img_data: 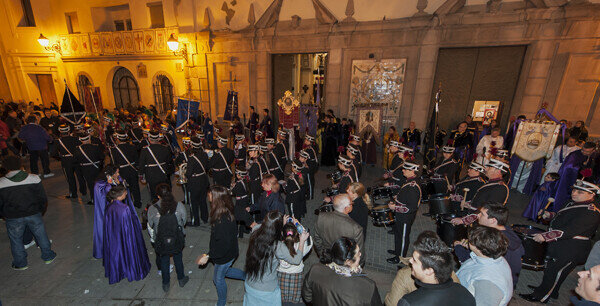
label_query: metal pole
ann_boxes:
[64,79,77,124]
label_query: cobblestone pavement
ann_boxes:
[0,159,584,305]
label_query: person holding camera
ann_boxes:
[278,217,312,305]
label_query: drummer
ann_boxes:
[383,140,405,185]
[431,146,460,194]
[467,159,510,210]
[448,162,487,213]
[347,145,362,179]
[450,203,525,286]
[337,155,358,195]
[520,179,600,303]
[348,134,363,164]
[386,162,422,265]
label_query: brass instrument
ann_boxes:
[176,162,188,185]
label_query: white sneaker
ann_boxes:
[43,173,55,178]
[24,241,36,249]
[157,264,174,276]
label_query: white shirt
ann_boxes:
[476,135,504,164]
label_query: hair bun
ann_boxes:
[319,250,334,264]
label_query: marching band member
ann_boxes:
[110,131,141,208]
[285,160,307,221]
[138,131,173,201]
[246,106,259,143]
[247,144,267,206]
[265,138,284,181]
[254,130,264,144]
[467,159,510,210]
[449,162,487,213]
[75,132,105,205]
[431,146,459,194]
[337,155,357,195]
[299,150,317,200]
[303,135,319,199]
[128,118,144,150]
[448,122,473,166]
[387,162,422,264]
[234,134,247,167]
[231,167,251,237]
[209,135,234,187]
[186,136,210,226]
[347,145,362,179]
[348,134,363,164]
[520,180,600,303]
[57,124,86,199]
[275,129,289,168]
[400,121,421,152]
[384,141,405,185]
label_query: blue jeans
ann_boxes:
[214,259,246,306]
[6,213,56,268]
[159,252,184,285]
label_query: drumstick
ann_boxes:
[537,198,555,220]
[460,188,470,211]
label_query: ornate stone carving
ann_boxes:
[291,15,302,28]
[255,0,283,29]
[343,0,356,22]
[486,0,503,14]
[414,0,429,16]
[247,3,256,27]
[311,0,338,25]
[434,0,466,15]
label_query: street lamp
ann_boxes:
[37,33,61,54]
[167,34,187,62]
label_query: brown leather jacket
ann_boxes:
[314,210,365,265]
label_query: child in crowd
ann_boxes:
[278,220,312,305]
[522,172,559,221]
[248,174,285,222]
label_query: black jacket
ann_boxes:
[349,196,369,235]
[208,216,239,264]
[397,280,475,306]
[0,171,47,219]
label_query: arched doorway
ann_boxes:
[112,67,140,111]
[153,74,174,114]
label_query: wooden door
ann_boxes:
[36,74,58,108]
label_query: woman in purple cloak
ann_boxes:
[103,185,151,284]
[92,165,121,259]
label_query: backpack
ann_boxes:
[154,211,185,256]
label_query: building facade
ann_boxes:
[1,0,600,134]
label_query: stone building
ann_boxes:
[1,0,600,134]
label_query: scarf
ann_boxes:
[326,262,362,277]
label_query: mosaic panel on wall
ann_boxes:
[60,28,179,57]
[349,59,406,130]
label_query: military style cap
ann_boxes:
[469,162,486,174]
[573,179,600,195]
[403,162,420,171]
[299,150,310,159]
[442,146,455,153]
[485,158,509,173]
[338,155,353,167]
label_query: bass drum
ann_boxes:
[369,186,393,201]
[428,194,450,216]
[314,203,334,215]
[436,213,468,247]
[370,205,395,226]
[513,224,548,271]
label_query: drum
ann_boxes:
[428,194,450,216]
[371,205,395,226]
[314,203,334,215]
[513,224,548,271]
[370,187,393,201]
[436,213,468,247]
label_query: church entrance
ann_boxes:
[430,46,527,133]
[271,53,327,129]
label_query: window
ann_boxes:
[148,2,165,28]
[112,67,140,111]
[114,19,132,31]
[18,0,35,27]
[153,75,174,114]
[65,12,80,34]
